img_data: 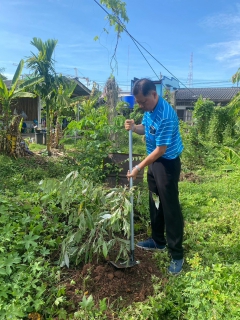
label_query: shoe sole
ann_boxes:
[136,244,166,252]
[168,269,183,276]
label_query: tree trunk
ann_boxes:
[105,77,119,147]
[46,101,52,156]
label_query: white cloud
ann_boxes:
[209,40,240,61]
[201,13,240,29]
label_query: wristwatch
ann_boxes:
[135,165,141,172]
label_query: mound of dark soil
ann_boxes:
[62,247,166,317]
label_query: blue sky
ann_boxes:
[0,0,240,91]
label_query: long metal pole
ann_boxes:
[129,129,135,262]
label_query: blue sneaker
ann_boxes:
[168,258,184,275]
[136,238,166,251]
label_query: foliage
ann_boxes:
[222,136,240,166]
[179,121,225,170]
[0,60,42,131]
[192,96,215,137]
[94,1,129,73]
[129,104,144,125]
[63,105,111,182]
[38,171,133,267]
[74,295,108,319]
[228,67,240,122]
[52,78,77,148]
[228,91,240,119]
[232,67,240,86]
[1,80,240,318]
[26,37,58,156]
[100,0,129,33]
[63,101,129,182]
[163,88,170,103]
[0,191,67,318]
[0,153,79,193]
[208,105,235,144]
[1,144,240,318]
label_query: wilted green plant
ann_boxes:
[39,171,134,266]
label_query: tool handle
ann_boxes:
[129,130,135,258]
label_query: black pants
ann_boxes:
[147,156,184,260]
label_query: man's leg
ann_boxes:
[150,157,184,260]
[147,166,166,246]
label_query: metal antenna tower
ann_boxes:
[187,52,193,88]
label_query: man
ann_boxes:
[125,78,184,274]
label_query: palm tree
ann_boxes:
[232,68,240,87]
[26,37,58,155]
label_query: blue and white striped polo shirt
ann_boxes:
[142,97,183,159]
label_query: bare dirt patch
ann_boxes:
[180,171,200,182]
[62,247,166,317]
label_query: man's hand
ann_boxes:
[126,167,138,180]
[125,119,135,131]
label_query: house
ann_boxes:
[131,76,179,97]
[175,87,240,122]
[119,76,180,108]
[1,77,91,130]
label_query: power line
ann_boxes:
[93,0,196,96]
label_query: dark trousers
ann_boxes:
[147,156,184,260]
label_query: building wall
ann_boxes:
[176,105,193,122]
[0,97,38,121]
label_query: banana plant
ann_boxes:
[0,59,43,130]
[223,69,240,165]
[52,79,79,148]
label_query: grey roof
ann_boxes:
[176,87,240,101]
[72,77,91,96]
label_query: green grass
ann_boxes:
[115,167,240,320]
[0,149,240,319]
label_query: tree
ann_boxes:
[0,60,42,130]
[0,60,42,156]
[192,96,215,137]
[95,0,129,73]
[229,68,240,119]
[232,68,240,87]
[52,79,77,148]
[26,37,58,156]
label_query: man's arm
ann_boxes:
[133,124,145,135]
[127,145,167,179]
[138,146,167,169]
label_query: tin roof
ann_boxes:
[176,87,240,101]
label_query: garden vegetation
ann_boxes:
[0,35,240,319]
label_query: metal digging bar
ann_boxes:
[110,128,140,269]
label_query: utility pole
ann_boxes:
[187,53,193,88]
[74,68,78,78]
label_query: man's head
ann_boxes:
[133,78,158,112]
